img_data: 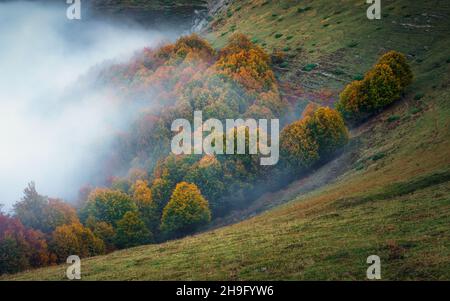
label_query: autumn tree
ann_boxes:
[281,106,348,169]
[337,50,412,123]
[150,178,174,214]
[216,33,276,92]
[0,237,29,275]
[307,107,349,158]
[0,213,51,274]
[161,182,211,238]
[377,50,413,89]
[184,156,227,215]
[280,117,319,169]
[14,183,79,233]
[13,182,48,232]
[50,222,104,262]
[45,198,79,232]
[82,188,138,226]
[86,217,116,253]
[115,211,152,249]
[132,180,159,232]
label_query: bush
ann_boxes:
[161,182,211,237]
[336,80,367,122]
[302,63,318,72]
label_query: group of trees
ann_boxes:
[1,29,412,275]
[1,179,211,274]
[99,33,287,178]
[336,51,413,124]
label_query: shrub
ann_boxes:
[302,63,318,72]
[161,182,211,237]
[414,92,424,100]
[387,115,401,122]
[298,7,312,13]
[336,80,367,122]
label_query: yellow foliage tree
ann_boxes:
[161,182,211,237]
[337,50,412,124]
[308,107,349,157]
[377,50,413,89]
[281,106,348,169]
[132,180,159,232]
[280,116,320,169]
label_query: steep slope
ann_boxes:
[4,91,449,280]
[3,0,450,280]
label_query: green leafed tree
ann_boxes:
[115,211,153,249]
[82,188,138,226]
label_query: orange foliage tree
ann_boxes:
[50,222,104,262]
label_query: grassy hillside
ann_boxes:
[3,0,450,280]
[204,0,450,106]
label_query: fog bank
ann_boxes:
[0,1,174,208]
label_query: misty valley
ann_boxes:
[1,0,449,282]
